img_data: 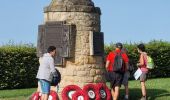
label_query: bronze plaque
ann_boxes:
[90,32,104,56]
[37,21,76,65]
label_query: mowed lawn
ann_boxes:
[119,78,170,100]
[0,78,170,100]
[0,88,36,100]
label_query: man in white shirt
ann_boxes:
[36,46,58,100]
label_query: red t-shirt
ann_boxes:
[106,49,129,71]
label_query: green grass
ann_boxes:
[0,88,36,100]
[119,78,170,100]
[0,78,170,100]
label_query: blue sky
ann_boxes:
[0,0,170,46]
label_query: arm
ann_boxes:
[49,58,58,77]
[105,60,110,70]
[137,54,144,67]
[123,53,129,71]
[125,62,129,71]
[39,57,42,64]
[105,53,111,70]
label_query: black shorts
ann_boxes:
[122,71,130,86]
[108,72,123,88]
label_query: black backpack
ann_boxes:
[51,69,61,86]
[113,52,124,72]
[128,59,134,72]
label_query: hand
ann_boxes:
[136,63,140,67]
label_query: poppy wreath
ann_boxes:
[31,92,40,100]
[72,90,89,100]
[48,90,59,100]
[82,83,98,100]
[95,83,111,100]
[61,85,82,100]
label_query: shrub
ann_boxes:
[0,45,39,89]
[0,40,170,89]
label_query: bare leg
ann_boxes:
[44,94,49,100]
[41,94,49,100]
[37,81,41,92]
[141,81,146,96]
[41,94,44,100]
[125,85,129,96]
[51,86,56,92]
[123,85,129,99]
[111,88,115,100]
[114,86,120,100]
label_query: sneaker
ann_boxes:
[124,98,129,100]
[140,96,146,100]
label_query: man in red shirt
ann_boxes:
[105,43,129,100]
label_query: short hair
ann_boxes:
[47,46,56,53]
[115,42,123,49]
[137,43,145,52]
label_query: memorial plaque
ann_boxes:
[37,21,76,65]
[62,25,76,57]
[90,32,104,56]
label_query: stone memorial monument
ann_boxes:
[37,0,106,93]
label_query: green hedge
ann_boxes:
[105,40,170,78]
[0,40,170,89]
[0,45,39,89]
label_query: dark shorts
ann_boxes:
[122,71,130,86]
[108,72,123,88]
[140,72,147,82]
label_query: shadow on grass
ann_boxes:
[120,88,170,100]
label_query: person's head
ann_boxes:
[137,43,146,53]
[115,42,123,50]
[47,46,56,57]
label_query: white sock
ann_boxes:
[125,95,129,99]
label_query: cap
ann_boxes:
[115,42,123,49]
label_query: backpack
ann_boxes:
[51,69,61,86]
[127,59,134,72]
[113,52,124,72]
[146,56,154,69]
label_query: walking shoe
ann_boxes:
[140,96,146,100]
[124,95,129,100]
[124,98,128,100]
